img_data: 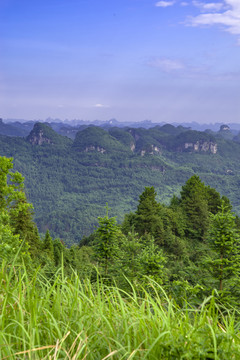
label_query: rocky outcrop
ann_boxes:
[84,146,106,153]
[26,123,58,145]
[220,125,230,131]
[140,145,161,156]
[28,129,53,145]
[130,143,136,152]
[184,141,217,154]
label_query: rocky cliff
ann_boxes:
[26,122,71,146]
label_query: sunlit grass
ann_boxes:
[0,261,240,359]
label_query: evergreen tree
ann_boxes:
[75,245,95,278]
[118,230,143,282]
[207,204,240,291]
[205,186,222,215]
[138,235,167,285]
[135,186,164,243]
[53,238,64,267]
[94,205,119,276]
[180,175,209,242]
[42,230,54,261]
[118,231,167,287]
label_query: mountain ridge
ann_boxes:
[0,122,239,245]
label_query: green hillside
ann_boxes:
[73,126,129,153]
[0,122,240,245]
[1,142,240,360]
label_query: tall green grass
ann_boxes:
[0,261,240,359]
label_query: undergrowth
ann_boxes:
[0,261,240,359]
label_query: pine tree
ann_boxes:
[42,230,54,261]
[119,230,143,281]
[138,235,167,285]
[180,175,209,242]
[135,187,164,243]
[53,238,64,267]
[207,204,240,291]
[94,205,119,276]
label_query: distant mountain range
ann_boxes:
[1,120,240,246]
[2,117,240,138]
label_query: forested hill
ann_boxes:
[1,121,240,246]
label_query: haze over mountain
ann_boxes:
[3,117,240,138]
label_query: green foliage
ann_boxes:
[135,186,163,240]
[9,196,41,257]
[173,130,216,150]
[137,235,167,285]
[118,231,167,287]
[206,204,240,292]
[1,263,240,359]
[2,123,240,245]
[27,122,71,146]
[0,157,31,263]
[205,186,224,214]
[94,205,119,276]
[118,230,143,281]
[73,126,128,153]
[73,245,95,278]
[0,211,29,263]
[42,230,54,261]
[180,175,209,241]
[53,238,64,267]
[108,127,135,148]
[1,159,240,358]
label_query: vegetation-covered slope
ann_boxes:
[0,122,240,245]
[1,157,240,359]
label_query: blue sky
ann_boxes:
[1,0,240,123]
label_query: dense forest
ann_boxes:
[1,121,240,246]
[1,155,240,358]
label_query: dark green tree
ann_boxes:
[138,235,167,285]
[180,175,209,242]
[9,197,41,258]
[135,187,164,243]
[207,204,240,291]
[53,238,64,267]
[42,230,54,261]
[94,205,119,276]
[118,230,143,282]
[75,245,95,278]
[205,186,222,215]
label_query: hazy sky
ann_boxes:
[1,0,240,123]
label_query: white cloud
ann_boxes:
[181,2,189,6]
[148,57,185,72]
[193,1,225,12]
[155,1,175,8]
[94,103,109,108]
[189,1,240,38]
[147,57,214,78]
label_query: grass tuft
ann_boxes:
[0,263,239,359]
